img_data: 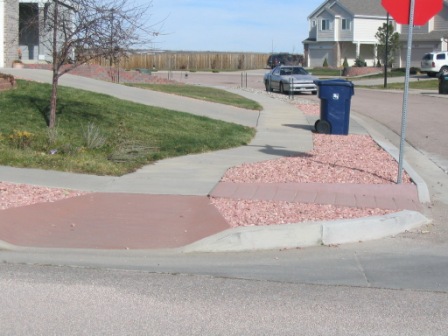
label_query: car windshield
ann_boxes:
[280,67,308,75]
[422,54,433,61]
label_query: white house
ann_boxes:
[397,5,448,68]
[303,0,448,68]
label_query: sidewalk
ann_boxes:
[0,69,430,252]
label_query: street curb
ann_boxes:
[181,210,431,253]
[0,239,19,252]
[0,210,431,254]
[351,114,431,204]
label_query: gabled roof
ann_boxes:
[337,0,386,16]
[309,0,387,19]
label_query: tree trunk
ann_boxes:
[49,72,58,128]
[49,0,59,129]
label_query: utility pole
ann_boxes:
[384,12,390,88]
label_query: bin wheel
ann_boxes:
[315,119,331,134]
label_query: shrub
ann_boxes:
[8,130,33,149]
[323,58,329,67]
[342,57,349,68]
[354,58,367,67]
[82,122,106,149]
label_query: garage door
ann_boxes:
[399,44,436,68]
[309,48,334,67]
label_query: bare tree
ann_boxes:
[39,0,159,128]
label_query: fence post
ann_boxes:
[289,77,293,99]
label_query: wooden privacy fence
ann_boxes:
[93,52,271,71]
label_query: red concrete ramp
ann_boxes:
[0,193,230,250]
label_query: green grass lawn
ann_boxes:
[127,83,263,111]
[360,79,439,90]
[350,71,409,80]
[309,68,343,76]
[0,80,256,176]
[310,68,418,80]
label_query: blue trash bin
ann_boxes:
[313,79,355,135]
[439,74,448,94]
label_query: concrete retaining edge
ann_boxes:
[351,114,431,204]
[181,210,431,253]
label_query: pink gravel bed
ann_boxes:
[222,134,411,185]
[295,103,320,116]
[211,130,411,227]
[0,182,86,210]
[211,199,395,227]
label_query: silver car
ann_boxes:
[264,65,318,94]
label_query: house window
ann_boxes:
[342,19,350,30]
[321,19,330,31]
[312,20,316,28]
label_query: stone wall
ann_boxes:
[342,67,383,77]
[4,0,19,67]
[0,73,16,91]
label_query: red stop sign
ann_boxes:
[382,0,443,25]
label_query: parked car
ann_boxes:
[264,65,318,94]
[421,51,448,77]
[267,53,303,69]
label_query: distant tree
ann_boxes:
[375,22,400,68]
[38,0,160,128]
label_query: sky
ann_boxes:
[146,0,324,54]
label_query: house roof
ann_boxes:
[337,0,386,16]
[309,0,387,19]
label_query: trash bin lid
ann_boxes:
[314,79,354,87]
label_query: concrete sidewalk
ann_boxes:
[0,69,431,252]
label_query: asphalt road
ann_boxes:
[351,88,448,174]
[1,263,447,336]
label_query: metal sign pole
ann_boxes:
[384,12,390,88]
[397,0,416,184]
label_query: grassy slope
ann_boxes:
[0,80,256,176]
